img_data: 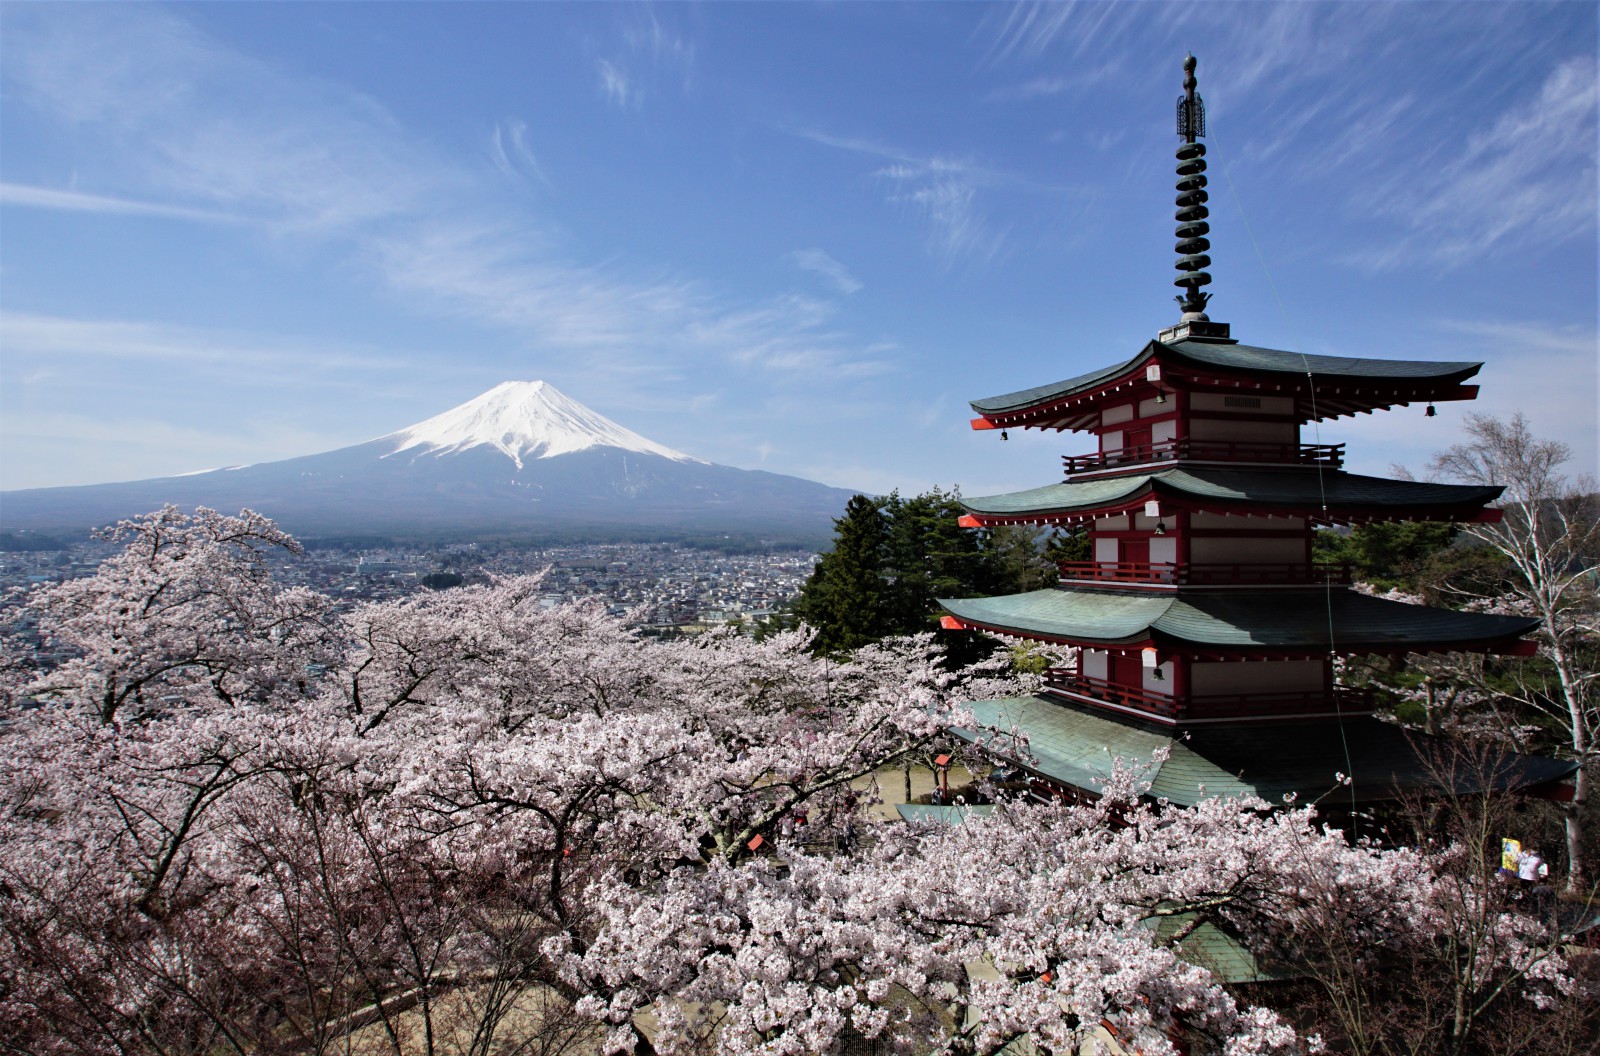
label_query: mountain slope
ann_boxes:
[0,382,858,541]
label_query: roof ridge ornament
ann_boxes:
[1161,54,1232,345]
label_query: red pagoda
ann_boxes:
[939,56,1576,808]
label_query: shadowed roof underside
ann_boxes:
[954,695,1578,807]
[961,467,1503,524]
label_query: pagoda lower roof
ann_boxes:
[953,695,1578,807]
[969,338,1481,425]
[938,587,1538,654]
[961,467,1503,524]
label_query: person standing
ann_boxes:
[1516,848,1548,889]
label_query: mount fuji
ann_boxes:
[0,382,859,542]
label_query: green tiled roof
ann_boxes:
[963,467,1502,518]
[1171,340,1478,381]
[945,589,1169,644]
[970,340,1481,415]
[938,587,1539,650]
[970,360,1131,415]
[894,804,997,825]
[1140,914,1289,985]
[954,695,1578,807]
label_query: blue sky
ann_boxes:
[2,2,1595,500]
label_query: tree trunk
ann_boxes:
[1563,763,1588,894]
[1551,635,1590,894]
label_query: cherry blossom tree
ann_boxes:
[1243,742,1585,1056]
[1431,414,1599,892]
[17,505,333,724]
[2,508,1587,1056]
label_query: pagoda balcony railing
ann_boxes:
[1046,673,1375,721]
[1056,561,1352,587]
[1062,439,1344,474]
[1045,673,1179,719]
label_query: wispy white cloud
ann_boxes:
[877,159,1007,268]
[1323,316,1598,480]
[0,312,401,376]
[488,120,548,185]
[0,182,243,223]
[1354,55,1597,270]
[790,248,863,295]
[985,60,1123,102]
[2,5,440,236]
[987,3,1596,277]
[597,59,640,110]
[982,0,1133,65]
[683,295,897,377]
[622,9,696,91]
[1,5,894,397]
[367,219,700,366]
[1436,317,1599,359]
[796,129,1011,267]
[595,8,696,111]
[0,410,362,489]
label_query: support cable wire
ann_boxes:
[1208,122,1357,816]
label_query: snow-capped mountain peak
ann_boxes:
[380,380,704,468]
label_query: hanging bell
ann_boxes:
[1425,404,1436,418]
[1001,430,1009,441]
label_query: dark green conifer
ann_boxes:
[792,494,891,654]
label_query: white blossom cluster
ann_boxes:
[0,508,1577,1056]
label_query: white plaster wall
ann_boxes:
[1138,397,1167,418]
[1153,419,1178,444]
[1190,537,1304,563]
[1102,429,1124,452]
[1095,538,1119,563]
[1150,537,1178,564]
[1101,404,1135,425]
[1083,650,1108,680]
[1143,662,1175,694]
[1095,515,1130,531]
[1189,660,1325,693]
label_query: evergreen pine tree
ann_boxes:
[882,489,1009,634]
[792,494,890,655]
[794,489,1052,659]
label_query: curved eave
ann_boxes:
[959,470,1505,527]
[939,587,1539,656]
[968,341,1483,432]
[954,696,1579,808]
[941,588,1168,647]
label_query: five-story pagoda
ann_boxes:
[939,56,1576,808]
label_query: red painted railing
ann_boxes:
[1062,439,1344,474]
[1045,673,1374,721]
[1055,561,1352,586]
[1046,673,1179,719]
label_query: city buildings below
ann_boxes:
[0,539,817,649]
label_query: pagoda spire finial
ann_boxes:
[1172,53,1213,323]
